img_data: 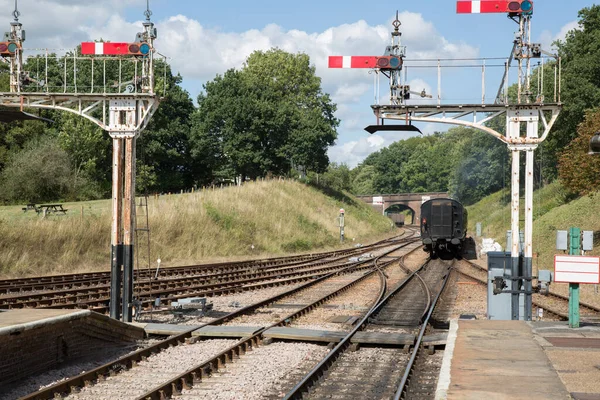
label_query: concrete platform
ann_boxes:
[0,309,145,390]
[437,320,572,400]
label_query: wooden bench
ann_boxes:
[37,204,68,215]
[21,203,38,212]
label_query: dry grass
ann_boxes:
[0,180,395,278]
[467,182,600,307]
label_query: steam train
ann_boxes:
[420,198,470,260]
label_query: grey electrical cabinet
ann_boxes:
[487,252,513,320]
[582,231,594,251]
[556,230,568,251]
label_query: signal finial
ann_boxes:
[392,10,401,33]
[144,0,153,22]
[12,0,20,23]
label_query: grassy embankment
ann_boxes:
[0,180,396,278]
[467,181,600,305]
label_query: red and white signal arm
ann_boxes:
[81,42,152,56]
[554,255,600,284]
[339,208,345,214]
[456,0,534,14]
[328,56,402,69]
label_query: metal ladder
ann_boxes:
[133,195,152,320]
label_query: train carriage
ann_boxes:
[420,198,468,260]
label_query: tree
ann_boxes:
[0,137,78,203]
[542,6,600,180]
[139,63,196,193]
[558,108,600,196]
[191,49,339,182]
[320,163,352,192]
[351,164,377,195]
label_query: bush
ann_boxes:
[0,137,77,203]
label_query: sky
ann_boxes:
[0,0,589,167]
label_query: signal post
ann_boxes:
[329,1,561,320]
[0,1,161,322]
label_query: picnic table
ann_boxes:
[21,203,37,212]
[37,204,68,215]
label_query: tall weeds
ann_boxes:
[0,180,394,278]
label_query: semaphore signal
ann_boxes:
[456,0,533,14]
[81,41,152,56]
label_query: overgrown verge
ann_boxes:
[0,180,395,278]
[467,181,600,272]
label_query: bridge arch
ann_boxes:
[356,192,449,225]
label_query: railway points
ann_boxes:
[1,1,600,400]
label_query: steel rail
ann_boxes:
[134,244,416,400]
[0,257,362,308]
[3,239,415,309]
[393,261,454,400]
[17,250,397,400]
[282,257,431,400]
[1,233,410,292]
[20,241,417,400]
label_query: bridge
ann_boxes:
[356,192,449,224]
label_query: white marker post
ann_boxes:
[339,209,345,244]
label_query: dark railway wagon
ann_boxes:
[420,198,468,260]
[387,213,405,226]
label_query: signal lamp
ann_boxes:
[521,0,533,12]
[589,132,600,155]
[127,42,151,56]
[508,0,534,14]
[377,58,390,68]
[0,41,18,56]
[389,56,401,69]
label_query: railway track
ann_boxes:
[18,240,420,400]
[283,258,453,400]
[0,235,412,295]
[1,236,417,312]
[455,259,600,321]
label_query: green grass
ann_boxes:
[467,182,599,271]
[467,181,600,305]
[0,180,396,278]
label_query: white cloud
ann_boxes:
[328,134,390,167]
[538,20,580,52]
[6,2,479,167]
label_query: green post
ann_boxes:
[569,227,581,328]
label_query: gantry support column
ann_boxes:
[109,138,124,320]
[508,112,521,321]
[523,120,538,322]
[510,146,521,320]
[122,137,136,322]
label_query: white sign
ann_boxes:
[421,196,431,204]
[372,196,384,205]
[554,255,600,284]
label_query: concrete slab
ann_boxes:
[262,326,415,346]
[443,320,570,400]
[193,325,263,338]
[136,323,201,336]
[0,308,87,332]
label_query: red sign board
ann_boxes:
[554,255,600,284]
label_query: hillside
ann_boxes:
[467,182,600,304]
[0,180,396,278]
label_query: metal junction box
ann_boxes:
[487,252,524,320]
[556,230,568,251]
[582,231,594,251]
